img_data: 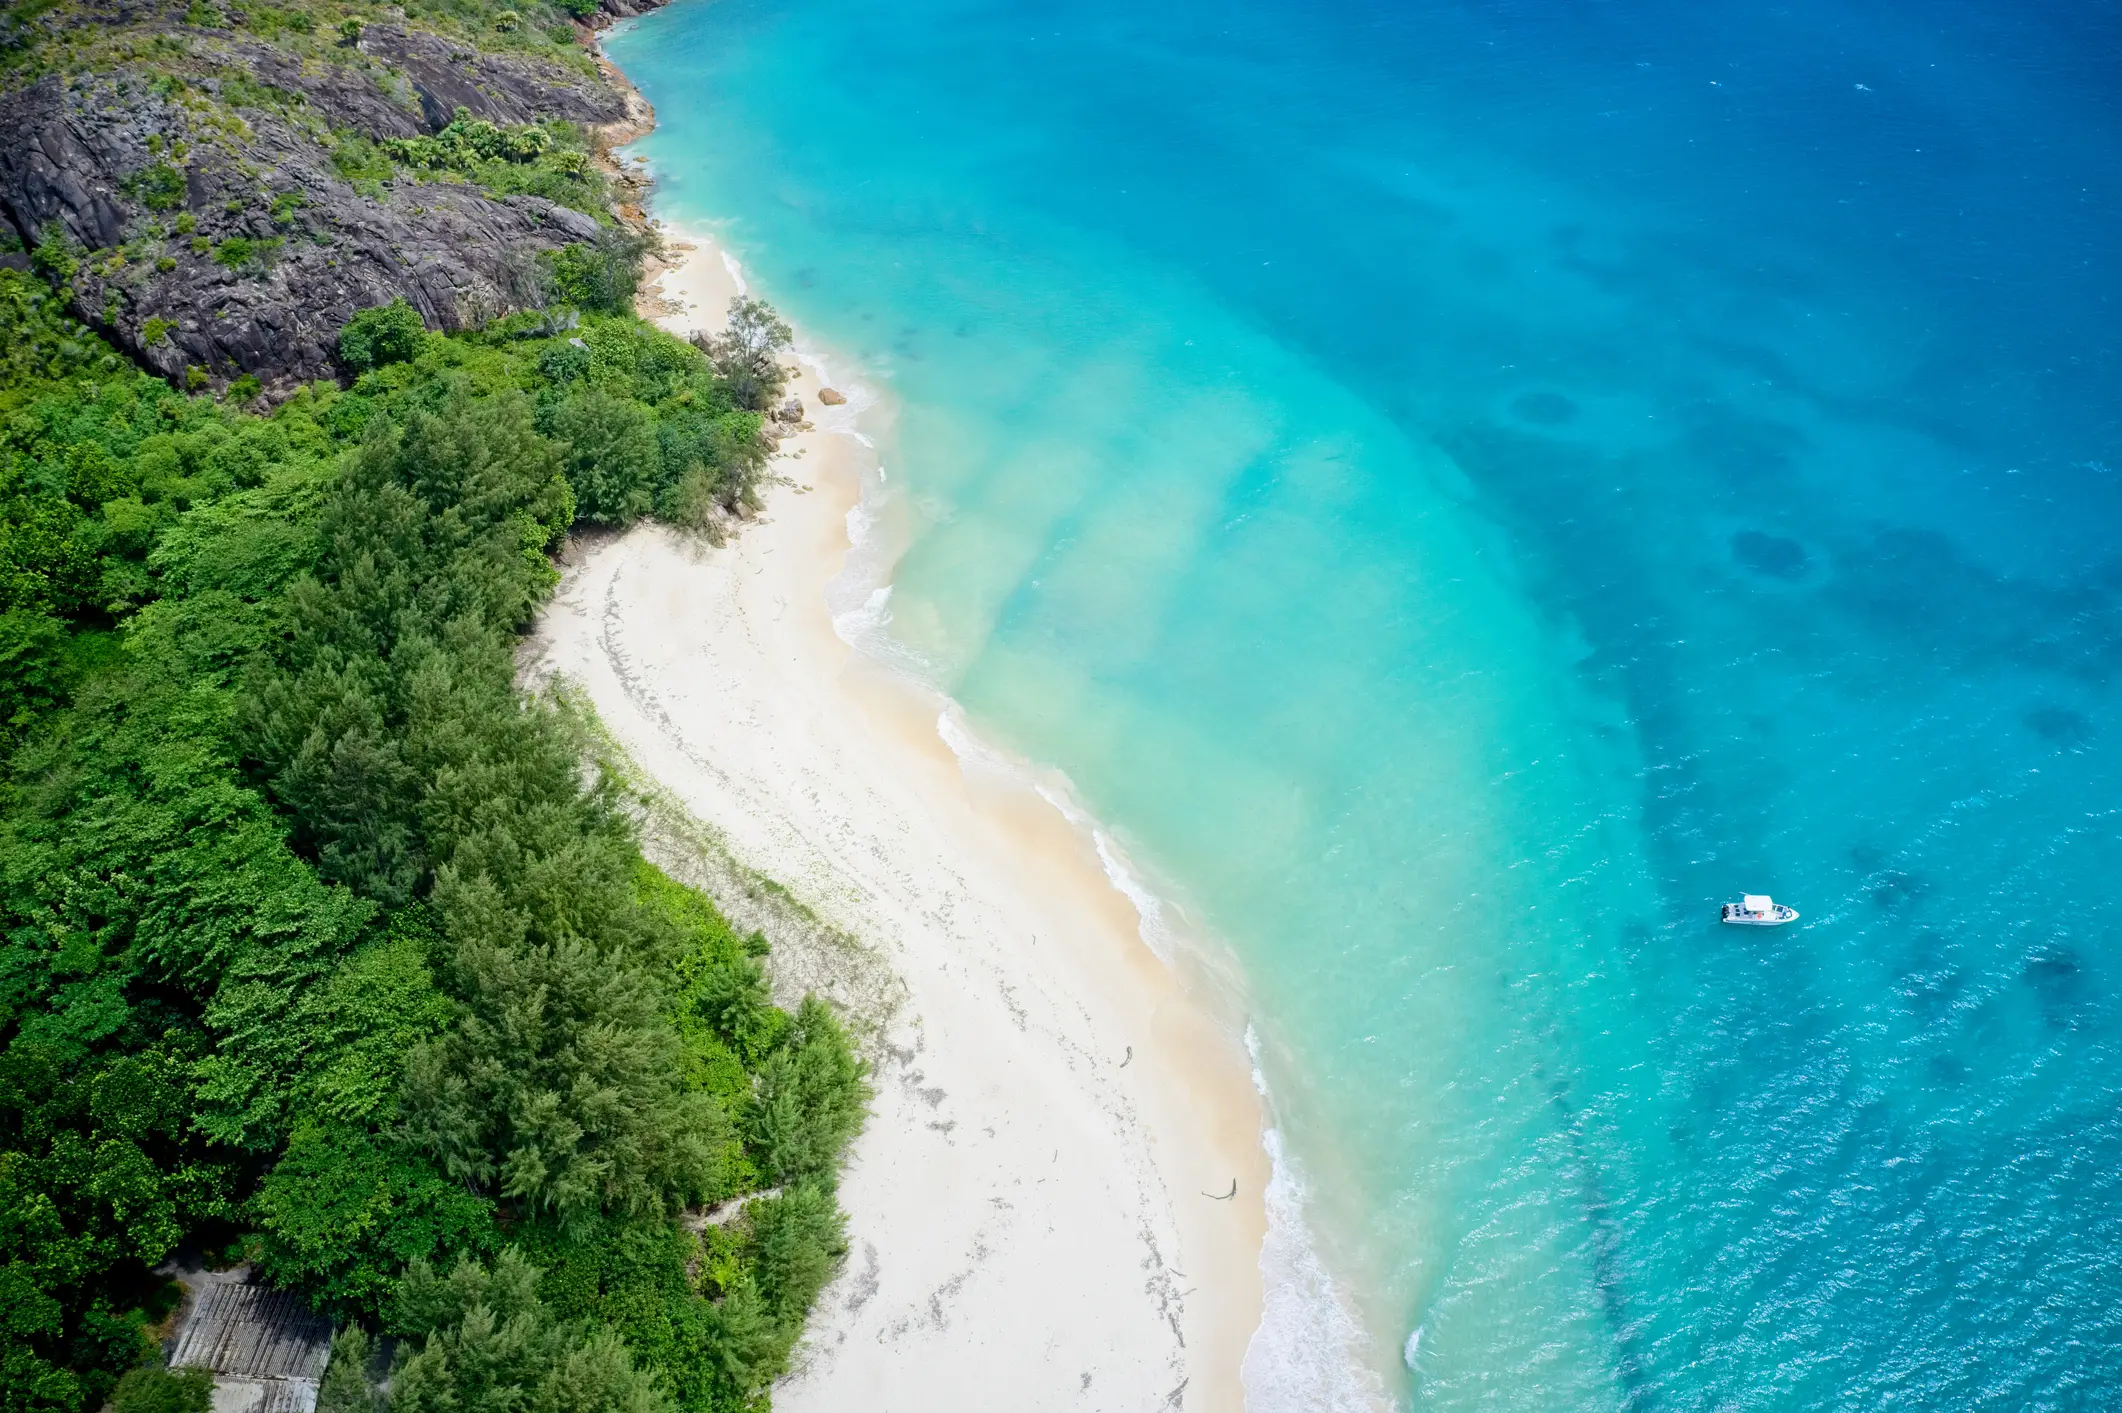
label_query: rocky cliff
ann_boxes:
[0,0,664,394]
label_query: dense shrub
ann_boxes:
[211,235,281,271]
[109,1367,214,1413]
[30,228,78,287]
[0,607,70,738]
[123,163,187,211]
[316,1253,670,1413]
[383,108,552,169]
[548,387,660,525]
[338,299,428,373]
[542,234,649,314]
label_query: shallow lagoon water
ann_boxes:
[609,0,2122,1405]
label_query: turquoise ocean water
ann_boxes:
[607,0,2122,1405]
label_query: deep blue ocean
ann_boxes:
[607,0,2122,1405]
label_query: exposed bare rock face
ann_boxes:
[0,4,658,395]
[355,23,623,130]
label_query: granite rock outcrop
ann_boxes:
[0,3,660,393]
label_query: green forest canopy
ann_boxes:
[0,270,865,1413]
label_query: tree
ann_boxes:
[30,228,78,289]
[382,1252,670,1413]
[0,609,71,741]
[695,298,791,412]
[541,234,648,315]
[655,407,769,523]
[254,1122,494,1322]
[315,1329,383,1413]
[748,996,868,1188]
[547,389,659,526]
[398,872,740,1222]
[338,300,427,374]
[242,390,575,903]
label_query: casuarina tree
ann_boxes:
[695,297,792,412]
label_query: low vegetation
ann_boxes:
[0,269,861,1413]
[2,0,604,86]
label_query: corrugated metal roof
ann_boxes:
[209,1377,321,1413]
[170,1284,332,1381]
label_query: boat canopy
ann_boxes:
[1743,894,1773,912]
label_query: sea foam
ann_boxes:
[1242,1028,1391,1413]
[933,691,1392,1412]
[933,703,1396,1413]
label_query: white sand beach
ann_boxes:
[529,229,1269,1409]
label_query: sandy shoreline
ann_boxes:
[529,216,1270,1406]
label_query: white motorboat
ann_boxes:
[1721,894,1797,926]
